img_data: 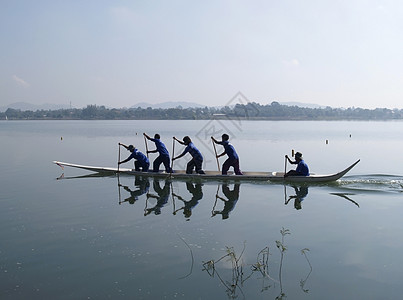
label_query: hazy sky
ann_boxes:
[2,0,403,109]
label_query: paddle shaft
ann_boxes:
[211,138,220,172]
[284,155,287,175]
[118,143,121,172]
[171,137,175,171]
[117,143,121,204]
[144,135,149,158]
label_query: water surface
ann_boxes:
[1,120,402,299]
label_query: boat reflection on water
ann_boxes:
[212,183,240,220]
[56,173,360,215]
[116,177,360,215]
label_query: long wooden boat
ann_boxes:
[53,159,360,183]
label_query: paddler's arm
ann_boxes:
[118,156,131,164]
[119,143,129,150]
[216,195,227,201]
[143,133,152,140]
[173,149,186,161]
[211,136,220,144]
[285,155,297,164]
[216,151,226,158]
[173,137,186,145]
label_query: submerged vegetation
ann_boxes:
[2,101,403,120]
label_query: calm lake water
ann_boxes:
[1,120,403,299]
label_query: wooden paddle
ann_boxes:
[171,137,175,172]
[211,137,220,172]
[144,134,149,158]
[117,143,122,204]
[284,149,295,176]
[211,185,220,217]
[118,143,121,173]
[284,155,287,175]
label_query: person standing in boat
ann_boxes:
[285,152,309,177]
[172,136,205,174]
[118,143,150,172]
[211,134,243,175]
[143,133,172,173]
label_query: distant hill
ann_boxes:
[130,101,206,109]
[0,102,70,112]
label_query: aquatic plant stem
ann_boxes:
[177,234,194,279]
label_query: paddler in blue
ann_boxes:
[211,134,243,175]
[143,133,172,173]
[172,136,205,174]
[118,143,149,171]
[285,152,309,177]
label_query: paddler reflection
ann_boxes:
[119,176,150,204]
[172,182,204,219]
[144,179,171,215]
[212,183,240,219]
[285,185,308,210]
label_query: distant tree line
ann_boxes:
[2,102,403,120]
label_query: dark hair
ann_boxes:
[154,134,160,139]
[128,145,135,151]
[183,136,191,144]
[222,134,229,141]
[295,152,302,158]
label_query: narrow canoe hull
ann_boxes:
[53,159,360,183]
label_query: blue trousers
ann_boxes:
[135,160,149,172]
[222,158,242,175]
[186,158,204,174]
[153,155,172,173]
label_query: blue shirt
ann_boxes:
[182,142,203,161]
[296,160,309,176]
[218,140,239,160]
[151,138,169,157]
[129,149,149,165]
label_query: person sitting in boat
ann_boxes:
[172,136,205,174]
[143,133,172,173]
[285,152,309,177]
[211,134,243,175]
[118,143,150,172]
